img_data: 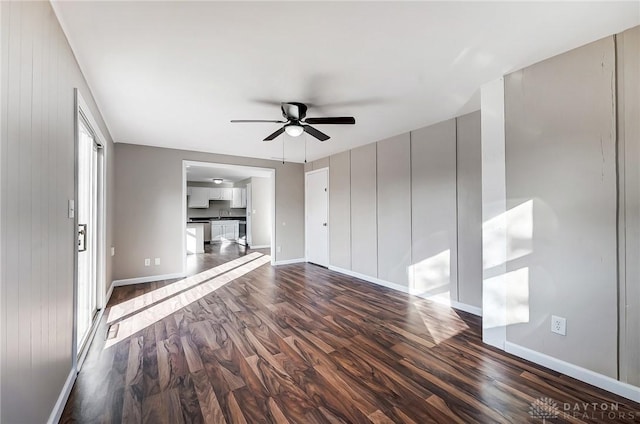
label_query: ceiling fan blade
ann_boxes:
[303,125,330,142]
[263,127,285,141]
[304,117,355,125]
[231,119,286,123]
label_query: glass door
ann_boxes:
[77,116,99,352]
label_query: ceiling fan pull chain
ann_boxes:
[304,133,307,163]
[282,133,285,164]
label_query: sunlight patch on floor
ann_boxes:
[414,301,469,345]
[107,252,264,324]
[104,254,271,348]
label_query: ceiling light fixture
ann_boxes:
[284,124,304,137]
[212,178,223,184]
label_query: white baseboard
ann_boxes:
[249,244,270,249]
[329,266,411,293]
[273,258,305,266]
[47,368,76,424]
[105,281,115,306]
[505,342,640,403]
[417,294,483,317]
[328,266,482,317]
[112,272,186,287]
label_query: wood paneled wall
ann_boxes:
[504,35,618,378]
[456,112,483,307]
[617,26,640,387]
[328,151,351,270]
[318,111,482,309]
[377,133,411,286]
[0,2,113,422]
[350,143,378,277]
[411,120,458,297]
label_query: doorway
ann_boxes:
[305,168,329,267]
[75,91,106,365]
[181,161,276,271]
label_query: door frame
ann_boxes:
[246,182,252,246]
[73,89,108,371]
[181,160,276,270]
[304,167,329,266]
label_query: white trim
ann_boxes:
[248,244,270,249]
[420,294,483,316]
[112,272,186,287]
[105,281,115,308]
[73,89,109,372]
[329,265,482,317]
[273,258,306,266]
[505,342,640,403]
[480,77,508,349]
[46,368,76,424]
[329,266,409,293]
[181,160,277,268]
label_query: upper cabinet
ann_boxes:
[221,188,233,201]
[187,186,241,208]
[188,187,210,208]
[231,187,247,208]
[208,187,232,201]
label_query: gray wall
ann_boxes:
[504,36,617,377]
[328,151,351,270]
[618,26,640,386]
[304,156,330,173]
[350,143,378,277]
[317,112,482,308]
[114,144,303,280]
[250,176,272,247]
[456,112,483,307]
[378,134,412,286]
[0,1,115,422]
[411,120,458,297]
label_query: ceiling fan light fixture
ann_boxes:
[285,124,304,137]
[212,178,223,184]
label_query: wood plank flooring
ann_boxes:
[61,244,640,423]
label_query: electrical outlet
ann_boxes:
[144,258,150,267]
[551,315,566,336]
[155,258,161,266]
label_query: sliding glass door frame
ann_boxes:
[73,89,108,371]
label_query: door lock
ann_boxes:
[322,222,327,227]
[78,224,87,252]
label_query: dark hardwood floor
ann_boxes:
[61,243,640,423]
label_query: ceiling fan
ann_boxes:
[231,102,355,142]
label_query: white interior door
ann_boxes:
[305,169,329,267]
[77,117,99,352]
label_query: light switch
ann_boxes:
[68,200,75,219]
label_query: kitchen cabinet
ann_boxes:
[208,188,233,201]
[210,220,239,242]
[186,223,205,253]
[188,187,210,208]
[231,188,246,208]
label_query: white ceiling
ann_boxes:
[52,1,639,163]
